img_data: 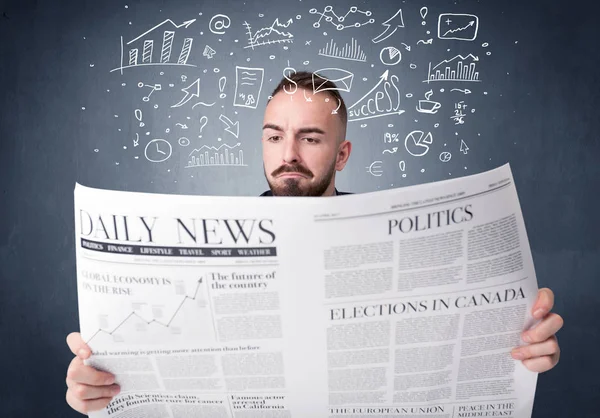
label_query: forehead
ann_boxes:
[263,89,339,129]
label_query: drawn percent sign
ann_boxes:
[404,130,433,157]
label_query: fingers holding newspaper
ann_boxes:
[511,288,564,373]
[65,332,120,414]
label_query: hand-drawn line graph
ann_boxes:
[85,279,206,345]
[424,54,481,83]
[372,9,404,43]
[309,6,374,30]
[111,19,197,74]
[186,143,247,167]
[438,14,479,41]
[243,18,294,50]
[234,66,264,109]
[318,38,366,62]
[347,70,404,122]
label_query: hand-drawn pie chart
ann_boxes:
[380,46,402,66]
[405,131,433,157]
[439,151,452,162]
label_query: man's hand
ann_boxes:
[65,332,120,415]
[511,288,563,373]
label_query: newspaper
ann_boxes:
[74,163,539,418]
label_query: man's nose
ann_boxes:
[282,138,301,164]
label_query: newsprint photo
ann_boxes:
[74,164,539,418]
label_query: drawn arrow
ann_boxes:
[127,19,196,45]
[372,9,405,44]
[303,89,312,102]
[401,43,411,51]
[451,88,472,95]
[348,70,389,111]
[460,139,469,154]
[176,123,189,129]
[133,133,139,147]
[219,114,239,138]
[171,78,200,108]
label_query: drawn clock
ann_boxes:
[145,139,173,163]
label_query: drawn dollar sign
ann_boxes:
[283,64,297,95]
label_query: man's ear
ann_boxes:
[335,140,352,171]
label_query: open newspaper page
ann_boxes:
[74,188,315,418]
[290,163,539,418]
[74,163,539,418]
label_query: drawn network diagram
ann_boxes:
[93,4,492,181]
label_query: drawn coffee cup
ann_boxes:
[417,100,441,114]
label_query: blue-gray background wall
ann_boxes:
[0,0,598,416]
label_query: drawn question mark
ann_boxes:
[134,109,145,127]
[218,77,226,99]
[399,160,407,178]
[198,116,208,138]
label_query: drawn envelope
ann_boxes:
[312,68,354,94]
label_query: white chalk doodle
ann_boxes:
[172,78,200,108]
[209,14,231,35]
[318,38,366,62]
[379,46,402,66]
[348,70,404,122]
[312,68,354,94]
[417,39,433,45]
[303,89,313,102]
[424,54,481,83]
[399,160,406,177]
[283,62,298,95]
[138,83,162,102]
[144,139,172,162]
[416,90,442,114]
[134,109,144,127]
[219,77,227,98]
[404,130,433,157]
[186,143,247,167]
[219,114,240,138]
[366,161,384,177]
[203,45,216,59]
[133,133,140,147]
[460,139,469,154]
[198,116,208,137]
[451,88,472,94]
[383,132,400,143]
[243,18,294,50]
[451,101,468,124]
[438,14,479,41]
[178,137,191,147]
[372,9,404,44]
[234,66,264,109]
[420,7,428,24]
[192,101,216,108]
[383,147,398,154]
[309,6,374,30]
[111,19,196,74]
[439,151,452,162]
[176,123,189,129]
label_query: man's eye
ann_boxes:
[268,136,282,142]
[302,137,319,144]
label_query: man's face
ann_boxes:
[262,88,351,196]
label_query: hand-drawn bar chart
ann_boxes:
[318,38,367,62]
[111,19,197,73]
[424,54,481,83]
[186,143,246,168]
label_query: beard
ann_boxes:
[264,159,337,197]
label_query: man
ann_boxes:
[65,72,563,414]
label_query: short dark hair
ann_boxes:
[270,71,348,126]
